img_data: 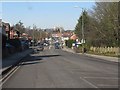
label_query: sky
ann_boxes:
[2,1,95,30]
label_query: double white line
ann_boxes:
[0,62,24,88]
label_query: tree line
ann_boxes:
[75,2,119,47]
[12,20,48,41]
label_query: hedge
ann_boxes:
[65,39,75,48]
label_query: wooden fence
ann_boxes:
[90,47,119,55]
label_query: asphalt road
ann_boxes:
[3,47,118,88]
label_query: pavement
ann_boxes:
[62,47,119,63]
[1,48,34,74]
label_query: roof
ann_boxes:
[62,32,73,37]
[70,34,78,40]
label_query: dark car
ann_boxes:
[54,42,61,49]
[36,43,44,51]
[20,40,29,50]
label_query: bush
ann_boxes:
[65,39,75,48]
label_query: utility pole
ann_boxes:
[74,6,85,54]
[81,8,85,54]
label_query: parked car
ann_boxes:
[20,40,29,50]
[36,43,44,51]
[54,42,61,49]
[19,38,29,50]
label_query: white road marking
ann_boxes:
[80,77,98,88]
[0,62,24,87]
[84,77,119,79]
[98,84,119,87]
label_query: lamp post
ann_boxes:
[74,6,85,54]
[33,24,35,47]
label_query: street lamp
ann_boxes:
[74,6,85,54]
[33,24,35,46]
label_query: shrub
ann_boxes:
[65,39,75,48]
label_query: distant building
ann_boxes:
[10,26,20,39]
[62,31,73,40]
[52,33,62,38]
[2,22,10,40]
[10,27,14,39]
[2,21,21,39]
[70,34,78,40]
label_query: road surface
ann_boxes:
[3,48,118,88]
